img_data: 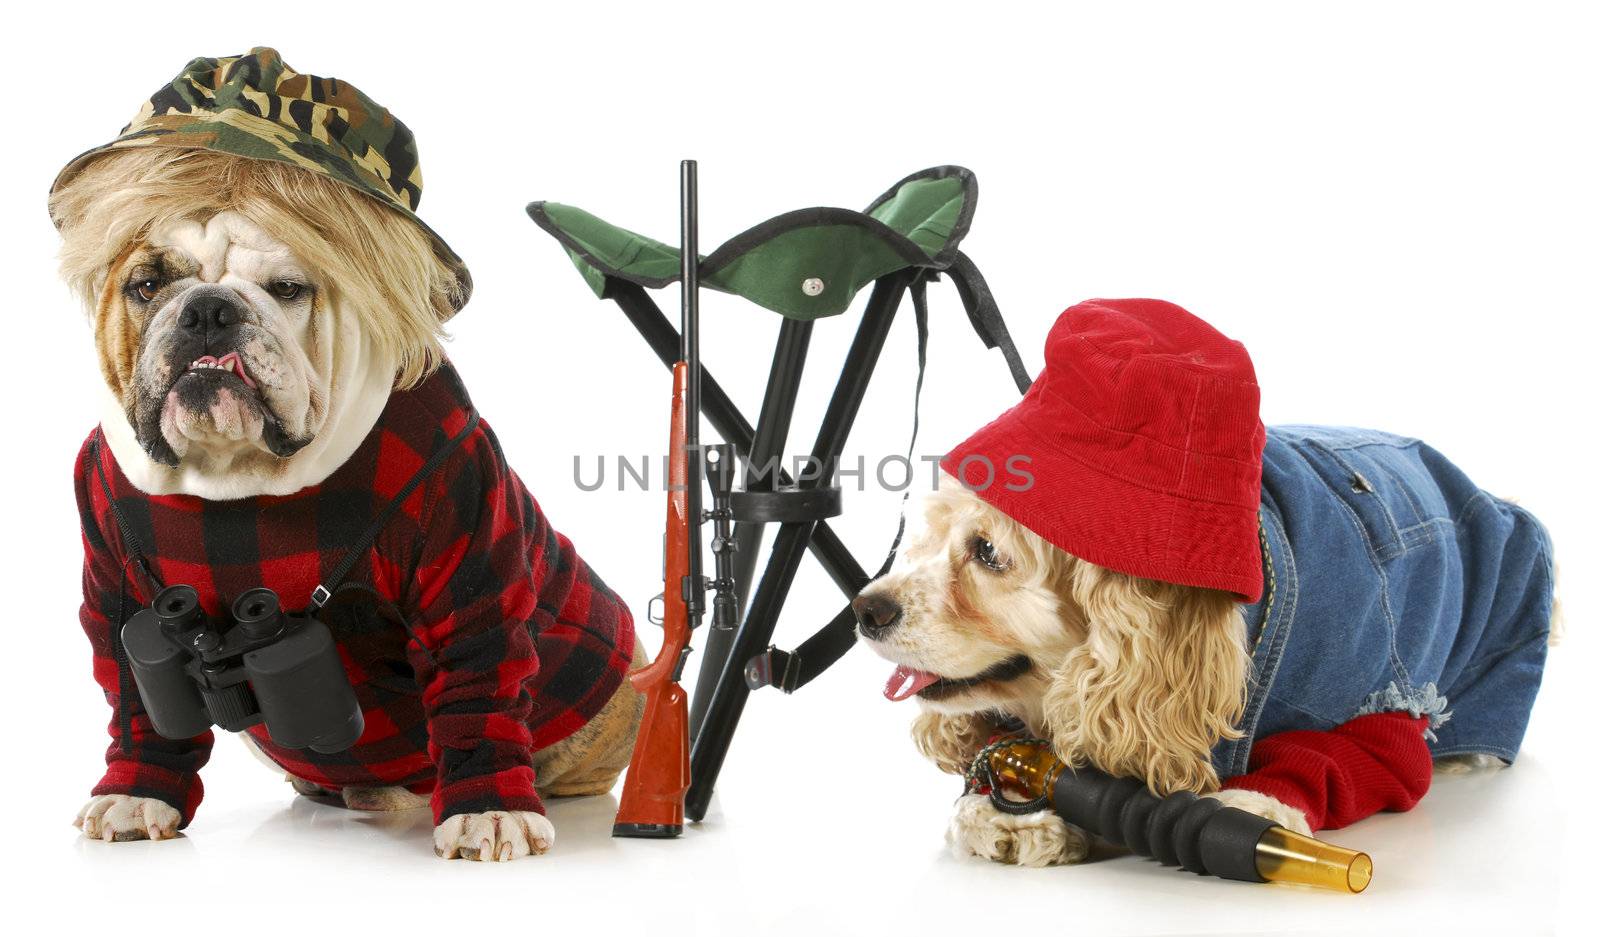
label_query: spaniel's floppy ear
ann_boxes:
[1041,563,1249,794]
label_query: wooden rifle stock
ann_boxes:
[611,362,693,837]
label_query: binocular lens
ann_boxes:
[308,711,366,754]
[246,615,364,753]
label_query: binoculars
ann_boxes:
[121,584,364,753]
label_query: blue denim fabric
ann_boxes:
[1211,426,1554,780]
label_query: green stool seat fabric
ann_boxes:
[528,166,977,320]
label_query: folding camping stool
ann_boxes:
[528,166,1030,821]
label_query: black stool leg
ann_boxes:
[689,318,813,738]
[684,273,909,821]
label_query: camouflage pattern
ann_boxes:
[51,47,470,312]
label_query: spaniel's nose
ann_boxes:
[852,592,903,639]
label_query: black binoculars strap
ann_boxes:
[87,431,163,754]
[87,432,163,594]
[307,409,482,668]
[110,561,136,753]
[308,410,482,611]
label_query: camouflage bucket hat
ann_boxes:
[51,46,471,314]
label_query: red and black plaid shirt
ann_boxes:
[76,362,634,826]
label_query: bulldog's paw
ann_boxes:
[289,776,336,798]
[947,793,1089,867]
[1208,788,1312,835]
[341,786,429,811]
[434,810,554,861]
[75,794,181,842]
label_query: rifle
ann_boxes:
[613,160,738,837]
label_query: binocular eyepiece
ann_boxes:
[122,584,364,754]
[154,583,205,628]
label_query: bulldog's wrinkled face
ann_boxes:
[107,212,324,466]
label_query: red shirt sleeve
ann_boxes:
[1220,710,1434,830]
[75,435,213,826]
[406,425,544,823]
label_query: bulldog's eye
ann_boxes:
[269,280,305,301]
[970,536,1009,572]
[129,279,160,303]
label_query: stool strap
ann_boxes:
[749,256,1031,693]
[310,411,481,608]
[948,251,1032,395]
[749,274,931,693]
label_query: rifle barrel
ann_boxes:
[680,159,704,618]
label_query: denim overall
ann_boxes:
[1212,426,1555,780]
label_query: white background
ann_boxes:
[1,2,1594,934]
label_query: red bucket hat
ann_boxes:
[942,299,1267,602]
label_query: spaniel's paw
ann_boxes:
[947,793,1089,867]
[1208,788,1312,835]
[1434,753,1507,775]
[75,794,181,842]
[434,810,554,861]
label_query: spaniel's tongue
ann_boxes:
[884,665,941,702]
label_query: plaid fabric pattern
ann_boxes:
[75,362,634,826]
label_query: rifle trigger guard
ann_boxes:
[647,593,665,626]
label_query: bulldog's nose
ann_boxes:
[852,592,902,639]
[178,290,243,335]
